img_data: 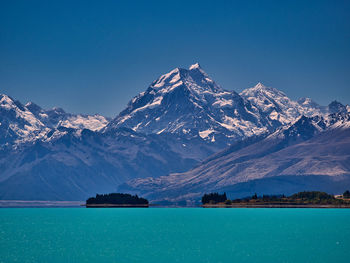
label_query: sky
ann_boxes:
[1,0,349,117]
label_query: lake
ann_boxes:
[0,208,349,262]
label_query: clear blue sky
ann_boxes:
[1,0,349,117]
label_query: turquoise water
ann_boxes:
[0,208,349,263]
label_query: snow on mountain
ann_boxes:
[122,112,350,204]
[106,64,273,147]
[0,94,48,146]
[297,97,327,115]
[328,100,347,114]
[240,83,349,127]
[1,63,349,201]
[240,83,326,126]
[58,114,109,131]
[107,66,339,152]
[0,94,109,147]
[25,102,109,131]
[327,111,350,129]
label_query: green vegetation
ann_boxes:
[288,191,335,203]
[201,191,350,206]
[343,190,350,198]
[201,192,227,204]
[86,193,148,205]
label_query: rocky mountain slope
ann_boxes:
[0,127,198,200]
[106,64,330,149]
[121,112,350,204]
[0,63,348,201]
[240,83,326,124]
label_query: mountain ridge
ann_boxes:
[0,63,349,201]
[121,112,350,204]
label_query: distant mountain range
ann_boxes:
[122,112,350,205]
[1,63,349,201]
[0,94,109,146]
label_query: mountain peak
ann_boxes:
[253,82,283,93]
[25,102,43,114]
[298,97,312,104]
[240,83,318,125]
[328,100,343,106]
[241,82,284,97]
[149,63,216,94]
[189,62,201,70]
[0,93,13,103]
[25,101,38,107]
[51,107,66,114]
[0,94,17,110]
[297,97,320,107]
[328,100,346,114]
[106,63,269,138]
[254,82,266,89]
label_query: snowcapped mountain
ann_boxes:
[240,83,326,126]
[297,97,326,114]
[0,94,109,147]
[25,102,109,132]
[121,112,350,204]
[1,63,349,201]
[106,63,273,147]
[0,94,47,146]
[328,100,348,114]
[239,83,348,126]
[2,64,345,151]
[107,64,342,150]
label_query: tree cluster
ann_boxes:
[201,191,350,205]
[289,191,334,201]
[343,190,350,198]
[201,192,227,204]
[86,193,148,205]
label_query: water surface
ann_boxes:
[0,208,349,263]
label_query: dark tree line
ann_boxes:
[289,191,334,201]
[201,190,350,205]
[86,193,148,205]
[201,192,227,204]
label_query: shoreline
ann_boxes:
[0,200,83,208]
[1,200,350,208]
[85,203,149,208]
[202,203,350,208]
